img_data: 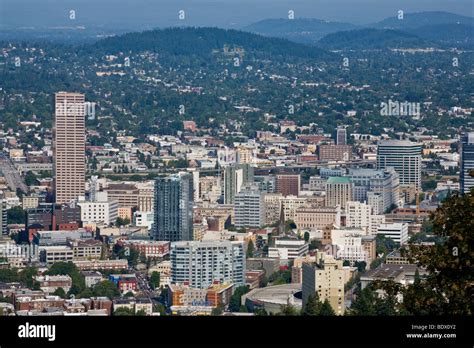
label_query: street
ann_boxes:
[0,156,28,193]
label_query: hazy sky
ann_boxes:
[1,0,473,29]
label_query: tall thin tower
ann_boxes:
[54,92,85,204]
[153,173,194,242]
[460,132,474,194]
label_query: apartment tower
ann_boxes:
[153,173,194,242]
[460,132,474,194]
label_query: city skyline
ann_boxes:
[0,2,471,343]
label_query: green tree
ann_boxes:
[229,286,250,312]
[254,308,268,316]
[375,234,398,258]
[113,307,135,316]
[153,303,166,316]
[52,287,66,299]
[308,239,322,251]
[211,304,224,316]
[150,271,160,290]
[117,246,139,267]
[348,282,399,316]
[319,299,336,316]
[0,269,19,283]
[30,281,40,291]
[78,288,94,299]
[284,220,296,232]
[349,286,378,315]
[246,240,254,258]
[7,206,25,224]
[124,291,135,297]
[17,267,39,288]
[303,231,310,243]
[400,188,474,315]
[279,301,299,316]
[93,280,120,299]
[301,293,322,316]
[46,262,85,294]
[268,269,291,285]
[0,296,13,304]
[24,171,38,186]
[116,217,130,227]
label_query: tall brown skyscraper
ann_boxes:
[53,92,85,204]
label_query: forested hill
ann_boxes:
[372,11,474,30]
[86,27,333,60]
[317,28,432,50]
[407,24,474,48]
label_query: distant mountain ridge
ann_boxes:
[371,11,474,30]
[243,11,474,49]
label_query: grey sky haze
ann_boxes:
[0,0,472,29]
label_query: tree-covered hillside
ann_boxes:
[317,29,431,50]
[85,27,333,60]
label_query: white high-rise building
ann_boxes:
[348,168,400,213]
[77,191,118,226]
[345,201,371,231]
[234,183,265,228]
[345,201,385,235]
[377,223,409,245]
[170,240,245,289]
[369,214,386,236]
[367,192,384,215]
[377,140,422,190]
[268,237,309,260]
[191,170,200,203]
[330,230,369,263]
[263,193,283,226]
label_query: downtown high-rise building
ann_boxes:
[302,251,345,315]
[335,126,347,145]
[170,240,245,289]
[0,199,7,235]
[223,163,254,205]
[275,173,301,197]
[153,173,193,242]
[460,132,474,194]
[376,140,422,190]
[53,92,85,204]
[348,168,400,213]
[325,176,354,207]
[234,183,265,228]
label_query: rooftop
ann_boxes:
[362,264,420,280]
[243,283,302,307]
[326,176,352,184]
[378,140,421,146]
